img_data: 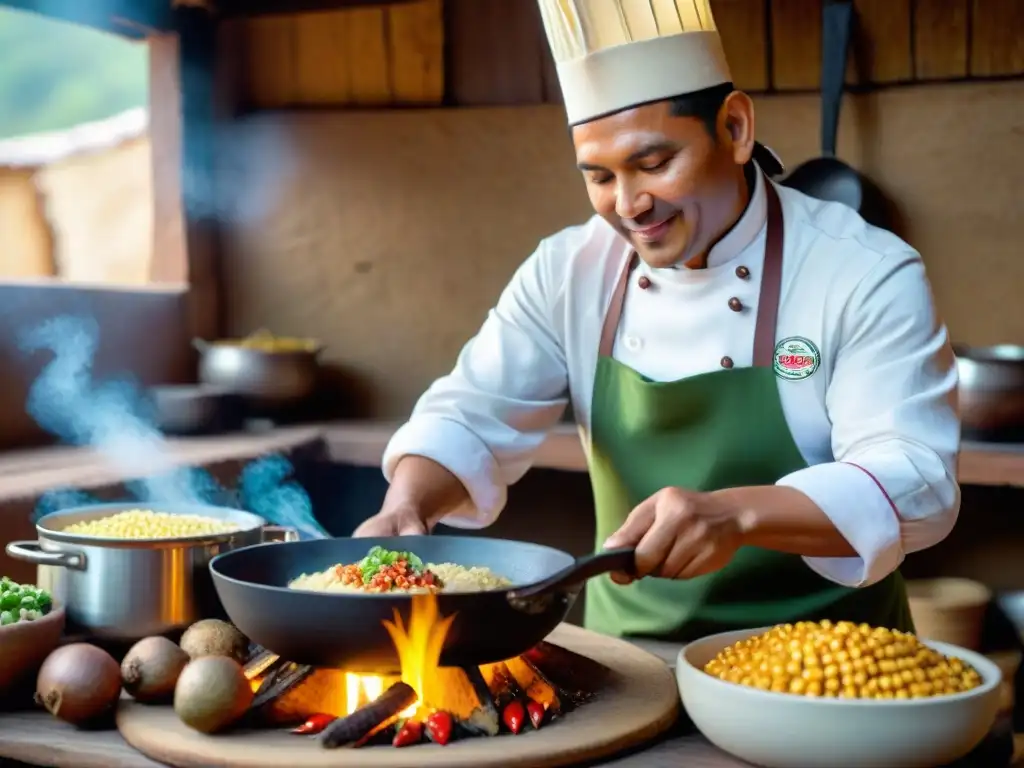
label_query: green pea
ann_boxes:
[0,592,21,611]
[36,591,52,610]
[0,611,14,626]
[20,595,38,612]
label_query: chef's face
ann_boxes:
[572,92,756,269]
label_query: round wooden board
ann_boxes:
[117,623,680,768]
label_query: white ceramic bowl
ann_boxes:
[677,626,1002,768]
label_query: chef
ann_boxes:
[355,0,960,640]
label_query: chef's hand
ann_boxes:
[352,503,429,537]
[602,487,755,583]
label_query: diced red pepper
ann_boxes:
[502,700,525,734]
[392,719,423,747]
[291,713,335,735]
[526,699,545,730]
[424,710,453,745]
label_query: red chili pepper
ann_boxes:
[392,719,423,747]
[503,700,525,734]
[291,713,335,735]
[526,699,545,729]
[424,710,453,745]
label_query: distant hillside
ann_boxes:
[0,6,148,140]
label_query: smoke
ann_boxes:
[22,315,328,538]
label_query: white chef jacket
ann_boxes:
[383,169,961,589]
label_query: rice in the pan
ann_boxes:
[288,545,511,594]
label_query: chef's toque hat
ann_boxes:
[537,0,785,176]
[537,0,732,126]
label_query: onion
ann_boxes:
[36,643,122,726]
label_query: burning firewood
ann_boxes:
[246,662,315,726]
[243,648,281,681]
[523,642,612,708]
[454,666,501,737]
[320,682,417,749]
[504,655,562,718]
[481,662,524,712]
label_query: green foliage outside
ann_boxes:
[0,7,148,140]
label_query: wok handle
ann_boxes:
[507,547,637,601]
[820,0,853,157]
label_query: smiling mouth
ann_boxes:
[628,214,676,243]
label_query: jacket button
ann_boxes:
[638,276,652,290]
[721,356,734,369]
[728,297,743,312]
[735,265,750,279]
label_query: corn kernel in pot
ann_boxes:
[703,620,983,700]
[60,509,241,539]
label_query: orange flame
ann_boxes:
[246,592,458,719]
[383,592,456,717]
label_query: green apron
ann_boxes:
[584,177,912,641]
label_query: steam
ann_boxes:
[22,315,328,538]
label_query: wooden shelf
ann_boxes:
[0,424,1017,505]
[322,422,1024,489]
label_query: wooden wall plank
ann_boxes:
[970,0,1024,77]
[386,0,444,104]
[242,15,296,108]
[445,0,545,105]
[847,0,913,84]
[913,0,969,80]
[712,0,769,91]
[771,0,823,90]
[345,8,392,104]
[292,11,352,104]
[541,38,562,104]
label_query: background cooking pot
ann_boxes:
[5,502,297,641]
[955,344,1024,442]
[194,334,323,409]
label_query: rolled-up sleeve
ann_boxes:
[777,252,960,587]
[382,241,570,528]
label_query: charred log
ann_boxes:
[243,649,281,681]
[482,662,525,712]
[523,642,612,707]
[456,666,500,737]
[320,682,417,749]
[247,662,315,725]
[505,655,562,717]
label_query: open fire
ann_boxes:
[242,592,608,748]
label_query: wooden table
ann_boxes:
[0,637,1020,768]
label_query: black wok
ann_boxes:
[209,536,635,673]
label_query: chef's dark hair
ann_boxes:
[667,82,735,137]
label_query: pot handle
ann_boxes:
[261,526,299,543]
[5,541,87,571]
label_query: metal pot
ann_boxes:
[194,338,322,409]
[955,344,1024,442]
[151,383,239,435]
[5,502,298,641]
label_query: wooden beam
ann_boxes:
[217,0,416,18]
[0,0,173,37]
[175,4,223,340]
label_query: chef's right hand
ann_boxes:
[352,504,429,537]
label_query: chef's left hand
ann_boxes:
[602,487,756,583]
